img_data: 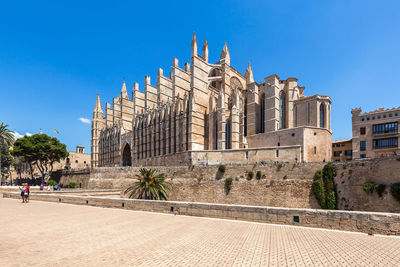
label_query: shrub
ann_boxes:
[325,191,336,210]
[256,171,262,180]
[390,183,400,202]
[218,165,226,173]
[47,180,57,186]
[248,171,254,180]
[343,164,347,169]
[68,181,77,188]
[323,163,336,180]
[348,169,352,175]
[363,182,375,193]
[312,178,325,208]
[225,177,233,193]
[315,170,323,180]
[312,164,337,210]
[375,184,386,197]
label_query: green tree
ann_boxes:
[11,133,69,183]
[0,123,15,183]
[124,168,171,200]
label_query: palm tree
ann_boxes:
[0,123,15,184]
[124,168,171,200]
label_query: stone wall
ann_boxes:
[61,162,324,209]
[3,192,399,236]
[58,158,400,213]
[334,157,400,213]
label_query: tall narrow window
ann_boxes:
[260,94,265,133]
[244,98,248,136]
[225,119,231,149]
[279,90,286,129]
[214,115,218,150]
[320,103,325,128]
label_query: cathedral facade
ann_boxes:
[91,34,332,167]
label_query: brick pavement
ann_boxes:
[0,197,399,266]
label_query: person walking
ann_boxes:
[19,185,27,203]
[26,184,30,203]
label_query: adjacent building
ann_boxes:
[92,34,332,167]
[352,107,400,159]
[10,146,90,180]
[332,139,352,161]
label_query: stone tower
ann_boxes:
[91,93,105,167]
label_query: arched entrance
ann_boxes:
[122,144,132,166]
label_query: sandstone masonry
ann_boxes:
[91,34,332,167]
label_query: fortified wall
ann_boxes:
[60,158,400,213]
[335,157,400,213]
[61,163,323,209]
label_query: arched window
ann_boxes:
[260,93,265,133]
[225,119,231,149]
[214,115,218,150]
[320,103,325,128]
[279,90,286,129]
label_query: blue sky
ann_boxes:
[1,0,400,152]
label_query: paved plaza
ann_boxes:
[0,197,400,266]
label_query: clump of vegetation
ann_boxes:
[247,171,254,180]
[361,162,365,166]
[124,168,171,200]
[47,180,57,186]
[363,181,386,197]
[225,177,233,193]
[348,169,352,175]
[325,191,336,210]
[218,165,226,174]
[342,164,347,169]
[390,183,400,203]
[363,181,375,193]
[312,164,337,210]
[256,171,262,180]
[68,181,77,188]
[312,172,325,208]
[375,184,386,197]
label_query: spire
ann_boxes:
[220,42,230,65]
[191,32,197,57]
[245,62,254,84]
[94,93,104,116]
[202,40,208,62]
[121,81,128,99]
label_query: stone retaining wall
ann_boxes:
[3,192,400,236]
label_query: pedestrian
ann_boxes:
[19,186,26,203]
[47,184,51,191]
[26,184,30,203]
